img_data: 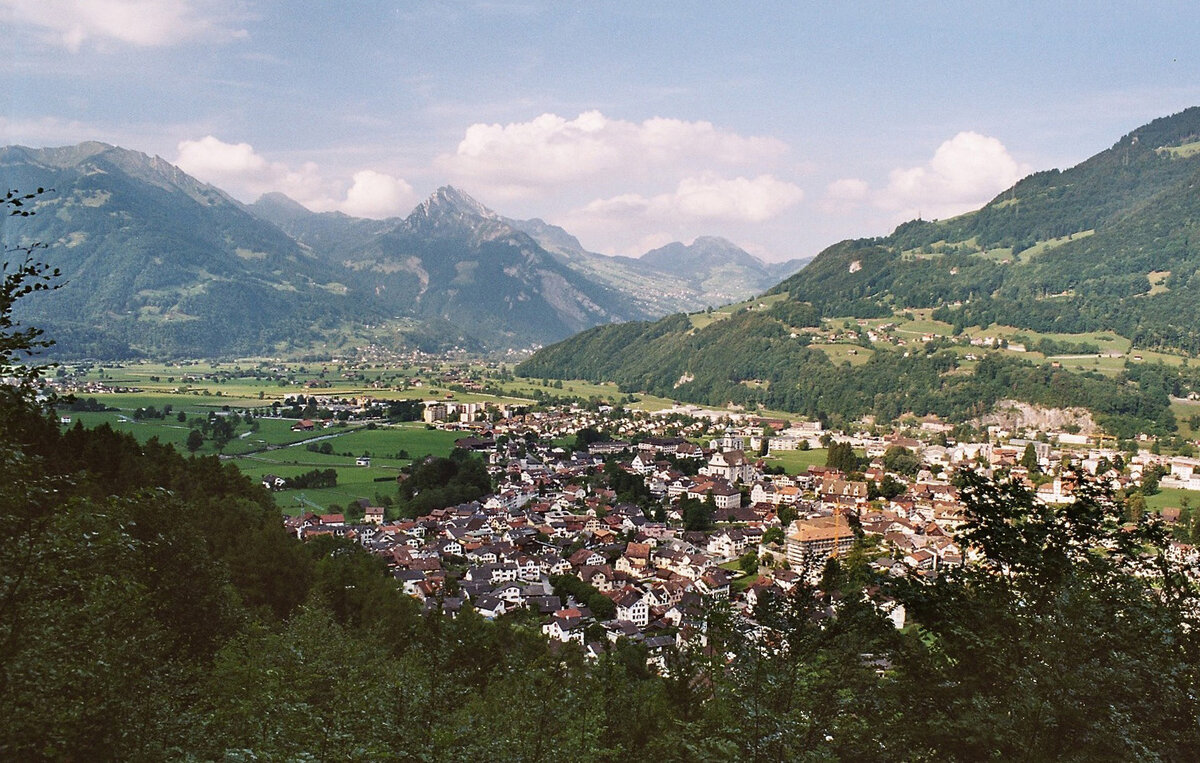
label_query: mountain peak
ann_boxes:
[411,186,497,221]
[641,236,764,273]
[251,192,314,223]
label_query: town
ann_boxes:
[271,391,1200,668]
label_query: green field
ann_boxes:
[1171,399,1200,438]
[814,343,874,366]
[763,447,828,474]
[60,372,471,515]
[688,293,787,330]
[1145,488,1200,513]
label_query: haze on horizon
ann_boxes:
[2,1,1198,262]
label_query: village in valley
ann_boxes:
[42,354,1200,670]
[240,381,1200,666]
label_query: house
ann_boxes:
[579,564,614,592]
[364,506,385,525]
[543,609,588,643]
[569,548,606,568]
[685,479,741,510]
[473,595,507,619]
[291,419,315,432]
[707,528,747,560]
[695,568,731,598]
[630,452,657,475]
[612,587,649,627]
[355,456,371,467]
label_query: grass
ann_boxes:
[813,344,873,366]
[763,447,828,474]
[59,375,473,514]
[1156,140,1200,159]
[1146,270,1171,296]
[1048,355,1129,376]
[1171,399,1200,438]
[688,293,786,330]
[1145,488,1200,513]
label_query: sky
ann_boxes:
[3,1,1199,262]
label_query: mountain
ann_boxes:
[330,186,642,347]
[0,140,815,357]
[519,107,1200,434]
[1,142,750,356]
[639,236,808,304]
[769,107,1200,351]
[505,219,810,312]
[0,142,366,357]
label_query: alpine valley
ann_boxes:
[0,142,803,358]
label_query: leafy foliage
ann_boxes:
[396,450,491,518]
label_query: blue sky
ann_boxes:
[3,1,1199,261]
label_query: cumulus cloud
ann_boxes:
[437,110,788,196]
[557,174,803,256]
[582,174,804,224]
[340,170,415,219]
[0,0,246,52]
[820,177,868,213]
[880,131,1030,217]
[823,131,1030,221]
[175,136,415,218]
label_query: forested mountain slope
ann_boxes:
[520,108,1200,433]
[0,144,791,357]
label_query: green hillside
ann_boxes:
[771,107,1200,351]
[519,108,1200,434]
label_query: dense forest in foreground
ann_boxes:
[2,257,1200,759]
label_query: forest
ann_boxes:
[517,308,1176,438]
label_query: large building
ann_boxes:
[785,516,854,569]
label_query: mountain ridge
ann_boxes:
[0,144,796,356]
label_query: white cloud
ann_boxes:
[437,110,788,196]
[818,177,870,215]
[560,174,803,256]
[581,174,803,224]
[340,170,415,219]
[823,132,1031,222]
[0,0,246,52]
[175,136,415,218]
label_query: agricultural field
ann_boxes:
[57,366,476,515]
[688,293,787,330]
[1171,399,1200,438]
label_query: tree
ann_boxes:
[1020,442,1040,472]
[826,441,858,473]
[892,471,1200,759]
[776,503,798,526]
[738,551,759,575]
[681,496,713,531]
[186,429,204,453]
[882,445,920,476]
